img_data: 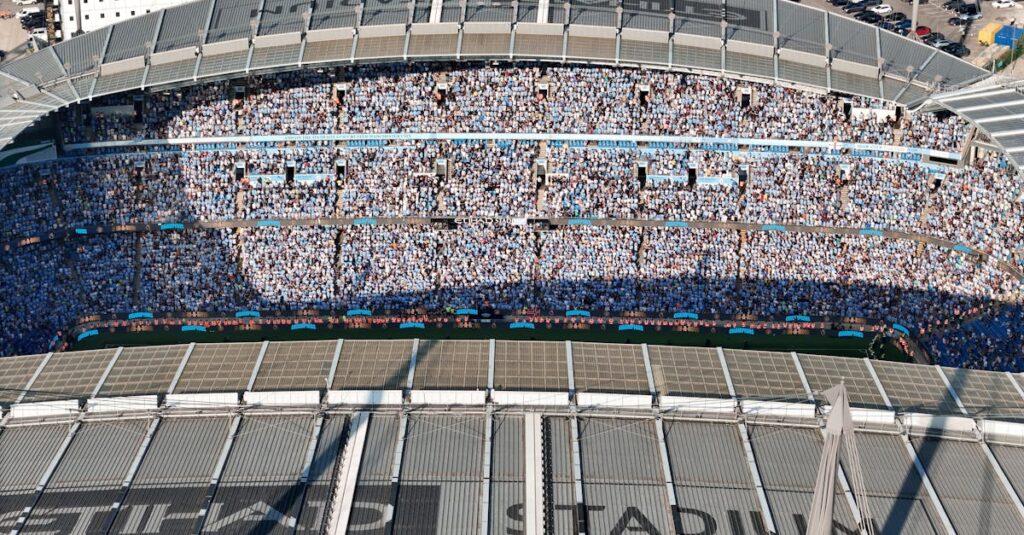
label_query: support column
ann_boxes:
[405,339,420,397]
[328,411,370,534]
[14,352,53,405]
[565,341,576,398]
[192,415,243,534]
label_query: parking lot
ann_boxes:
[0,0,45,65]
[803,0,1024,66]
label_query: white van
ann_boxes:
[12,0,39,6]
[16,7,43,19]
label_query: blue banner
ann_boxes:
[729,327,755,335]
[665,221,689,228]
[838,330,865,338]
[77,329,99,341]
[785,315,811,322]
[128,311,154,320]
[353,218,377,225]
[159,223,185,231]
[346,309,372,317]
[510,322,536,329]
[859,229,884,236]
[761,224,786,231]
[295,174,330,183]
[456,308,478,315]
[953,244,973,254]
[251,174,286,183]
[290,323,316,330]
[673,312,699,320]
[566,310,591,317]
[892,323,910,335]
[181,325,207,332]
[618,324,644,332]
[256,220,281,227]
[400,322,425,329]
[567,219,592,226]
[75,228,88,235]
[235,310,261,318]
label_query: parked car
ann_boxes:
[29,28,48,40]
[0,50,6,61]
[948,16,969,25]
[923,31,947,44]
[941,42,970,57]
[943,0,968,10]
[15,7,41,19]
[870,3,894,14]
[857,11,884,22]
[12,0,37,5]
[956,10,983,20]
[886,12,908,22]
[915,26,932,37]
[993,0,1017,8]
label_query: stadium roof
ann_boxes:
[0,0,991,150]
[931,78,1024,168]
[3,340,1024,533]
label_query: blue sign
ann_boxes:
[785,315,812,322]
[159,223,185,231]
[235,310,261,318]
[290,323,316,330]
[729,327,755,335]
[566,310,591,317]
[75,228,88,235]
[77,329,99,341]
[346,309,372,317]
[618,324,644,332]
[761,224,786,232]
[181,325,207,332]
[510,322,536,329]
[892,324,911,336]
[567,219,592,226]
[353,218,377,225]
[953,244,972,254]
[859,229,884,236]
[128,311,154,320]
[456,308,478,315]
[838,330,865,338]
[256,220,281,227]
[665,221,689,228]
[673,312,699,320]
[400,322,425,329]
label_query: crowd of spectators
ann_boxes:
[0,63,1015,371]
[61,64,969,153]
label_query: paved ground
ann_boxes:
[802,0,1024,65]
[0,0,44,65]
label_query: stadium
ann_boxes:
[1,0,1024,533]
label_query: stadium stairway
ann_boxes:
[131,234,142,307]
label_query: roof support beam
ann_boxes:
[14,352,52,405]
[246,340,271,392]
[940,87,1019,103]
[100,416,162,533]
[524,413,544,534]
[328,411,369,534]
[959,98,1024,113]
[976,112,1024,124]
[897,435,957,535]
[566,341,576,398]
[569,414,587,535]
[992,128,1024,138]
[385,412,410,530]
[167,343,196,395]
[479,407,494,535]
[193,414,243,534]
[91,346,124,398]
[934,365,969,416]
[487,339,495,393]
[654,417,685,535]
[10,417,83,535]
[326,339,344,390]
[405,339,419,397]
[862,358,893,410]
[794,354,868,535]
